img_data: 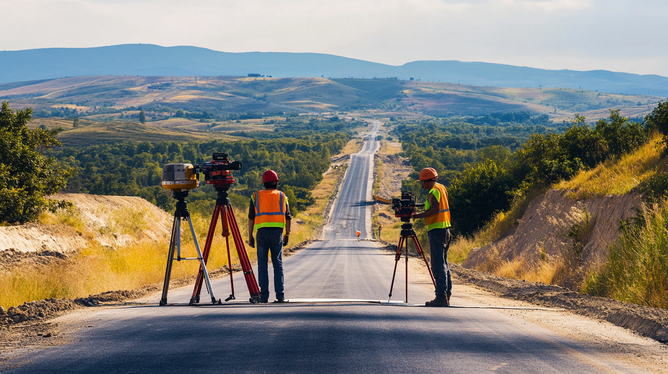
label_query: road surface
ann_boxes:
[2,120,666,373]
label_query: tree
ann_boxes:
[73,118,80,127]
[448,159,516,236]
[139,109,146,124]
[0,101,73,223]
[644,100,668,153]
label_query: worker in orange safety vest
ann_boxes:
[411,167,452,307]
[247,170,292,303]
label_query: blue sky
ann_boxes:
[3,0,667,76]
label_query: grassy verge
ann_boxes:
[582,200,668,308]
[288,164,345,245]
[557,134,668,199]
[0,207,244,309]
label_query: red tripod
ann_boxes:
[190,185,262,305]
[388,218,435,303]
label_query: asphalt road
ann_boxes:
[2,121,661,373]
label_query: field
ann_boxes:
[1,76,662,128]
[29,118,244,146]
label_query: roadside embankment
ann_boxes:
[462,188,643,288]
[0,193,172,256]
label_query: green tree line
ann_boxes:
[56,134,350,214]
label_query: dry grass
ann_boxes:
[379,140,403,156]
[0,236,238,309]
[289,165,345,244]
[38,206,87,235]
[1,206,247,309]
[495,256,567,285]
[557,134,668,199]
[448,235,487,265]
[473,243,570,286]
[335,138,362,157]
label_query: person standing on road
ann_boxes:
[378,225,382,240]
[247,170,292,303]
[411,167,452,307]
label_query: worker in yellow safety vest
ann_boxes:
[247,170,292,303]
[411,167,452,307]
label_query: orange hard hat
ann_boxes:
[419,167,438,181]
[262,170,279,183]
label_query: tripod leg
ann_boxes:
[191,205,221,304]
[405,236,409,303]
[412,235,436,288]
[160,215,180,306]
[226,206,261,303]
[222,206,235,302]
[187,216,218,304]
[388,236,405,301]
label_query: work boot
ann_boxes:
[425,295,449,307]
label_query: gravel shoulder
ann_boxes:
[376,240,668,345]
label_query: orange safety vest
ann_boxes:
[252,190,288,230]
[424,182,451,231]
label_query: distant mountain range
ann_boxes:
[1,44,667,97]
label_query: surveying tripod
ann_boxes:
[191,185,262,305]
[388,217,436,303]
[160,191,218,306]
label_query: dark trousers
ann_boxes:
[256,227,285,300]
[428,228,452,297]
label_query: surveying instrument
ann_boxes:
[388,191,436,303]
[160,163,219,306]
[190,153,262,305]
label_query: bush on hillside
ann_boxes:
[448,159,519,236]
[644,100,668,153]
[518,110,646,185]
[0,101,73,223]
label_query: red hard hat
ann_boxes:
[419,167,438,181]
[262,170,279,183]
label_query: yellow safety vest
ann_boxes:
[252,190,288,230]
[424,183,451,231]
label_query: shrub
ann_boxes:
[0,101,72,223]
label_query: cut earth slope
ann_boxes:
[463,189,643,277]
